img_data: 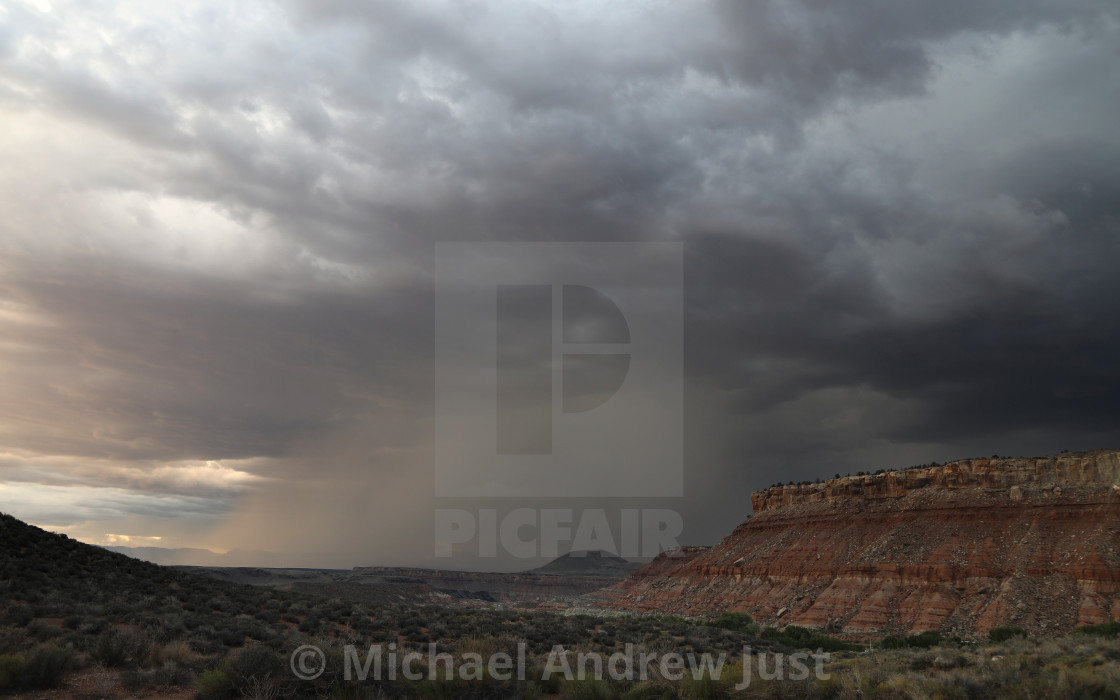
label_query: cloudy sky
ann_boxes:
[1,0,1118,568]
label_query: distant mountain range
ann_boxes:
[102,545,288,567]
[165,550,646,608]
[106,544,647,574]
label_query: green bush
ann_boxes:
[879,631,947,649]
[708,612,754,633]
[19,644,71,689]
[2,605,33,627]
[122,661,194,690]
[905,631,943,648]
[91,628,151,667]
[989,626,1028,643]
[759,625,855,652]
[1074,621,1120,638]
[195,667,234,700]
[228,645,283,688]
[26,619,60,642]
[880,636,905,650]
[563,678,615,700]
[620,683,675,700]
[0,654,25,689]
[680,669,733,700]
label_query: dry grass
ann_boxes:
[794,633,1120,700]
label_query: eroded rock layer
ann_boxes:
[597,450,1120,638]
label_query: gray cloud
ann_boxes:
[0,0,1118,565]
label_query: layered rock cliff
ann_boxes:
[622,546,712,581]
[597,450,1120,639]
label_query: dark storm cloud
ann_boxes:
[1,0,1118,560]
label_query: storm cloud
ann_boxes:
[1,0,1118,566]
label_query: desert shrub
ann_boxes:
[563,678,615,700]
[429,623,450,639]
[241,673,288,700]
[904,631,943,649]
[122,661,194,690]
[288,602,309,615]
[158,640,193,664]
[908,650,938,670]
[407,628,431,645]
[256,609,281,624]
[260,630,287,651]
[620,682,674,700]
[190,635,226,655]
[26,619,61,642]
[0,654,25,689]
[880,636,905,650]
[873,631,945,649]
[680,667,736,700]
[228,645,283,688]
[1050,666,1120,700]
[0,627,25,655]
[759,626,855,652]
[871,674,929,698]
[19,644,71,689]
[989,626,1028,643]
[708,612,755,633]
[196,666,235,700]
[78,618,109,636]
[1074,622,1120,639]
[219,627,246,647]
[2,605,33,627]
[154,614,187,642]
[91,628,152,667]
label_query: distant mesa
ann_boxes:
[594,449,1120,639]
[528,550,643,575]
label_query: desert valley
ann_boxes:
[3,1,1119,697]
[3,450,1119,698]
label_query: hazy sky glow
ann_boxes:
[1,0,1119,567]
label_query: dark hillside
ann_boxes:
[0,511,308,627]
[0,511,780,697]
[3,512,231,606]
[0,511,325,693]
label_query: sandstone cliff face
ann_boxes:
[620,546,711,581]
[751,452,1120,512]
[598,450,1120,639]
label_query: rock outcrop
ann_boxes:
[622,546,712,581]
[596,450,1120,639]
